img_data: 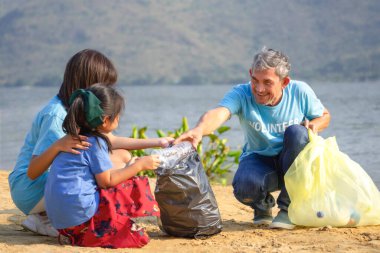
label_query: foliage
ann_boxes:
[128,126,156,178]
[198,126,241,181]
[129,117,241,183]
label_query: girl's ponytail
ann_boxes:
[62,84,124,152]
[62,95,89,138]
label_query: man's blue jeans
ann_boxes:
[232,125,309,212]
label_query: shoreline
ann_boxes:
[1,170,379,252]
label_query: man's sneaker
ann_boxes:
[253,208,273,225]
[22,214,59,237]
[269,210,295,230]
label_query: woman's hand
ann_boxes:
[27,134,90,180]
[54,134,91,154]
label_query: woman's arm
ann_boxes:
[106,133,173,150]
[27,135,90,180]
[95,155,160,188]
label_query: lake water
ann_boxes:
[1,82,379,188]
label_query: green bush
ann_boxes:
[129,117,241,184]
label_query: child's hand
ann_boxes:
[137,155,161,171]
[158,137,174,148]
[54,134,91,154]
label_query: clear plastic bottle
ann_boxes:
[346,211,360,227]
[152,141,194,169]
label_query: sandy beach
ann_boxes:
[0,170,379,253]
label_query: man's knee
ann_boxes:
[234,194,255,206]
[232,173,277,207]
[233,175,254,204]
[233,187,256,206]
[284,124,309,148]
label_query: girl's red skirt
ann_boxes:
[58,176,160,248]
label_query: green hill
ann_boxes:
[1,0,379,87]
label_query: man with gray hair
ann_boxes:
[174,47,331,229]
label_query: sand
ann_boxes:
[0,170,379,253]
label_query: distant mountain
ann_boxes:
[1,0,379,87]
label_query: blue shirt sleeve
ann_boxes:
[33,114,65,156]
[297,82,325,120]
[218,85,245,115]
[89,138,113,175]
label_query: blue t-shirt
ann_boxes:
[8,96,67,214]
[45,136,113,229]
[219,80,324,158]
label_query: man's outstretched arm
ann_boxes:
[174,107,231,147]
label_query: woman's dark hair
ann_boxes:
[58,49,118,108]
[62,83,125,152]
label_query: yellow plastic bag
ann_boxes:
[285,130,380,227]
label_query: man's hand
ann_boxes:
[174,107,231,148]
[173,127,203,148]
[301,119,317,134]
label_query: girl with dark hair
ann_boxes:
[8,49,172,237]
[45,84,161,248]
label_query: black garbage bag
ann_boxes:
[154,142,223,238]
